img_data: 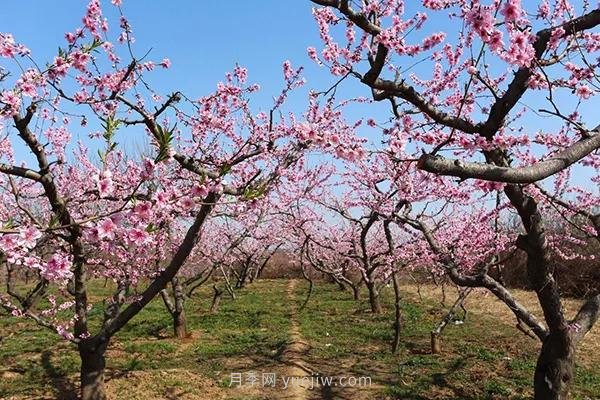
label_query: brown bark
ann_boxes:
[391,272,402,354]
[533,330,575,400]
[173,310,187,339]
[160,278,188,339]
[366,280,382,314]
[79,338,108,400]
[431,332,442,355]
[351,282,361,301]
[210,285,223,314]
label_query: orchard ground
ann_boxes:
[1,279,599,400]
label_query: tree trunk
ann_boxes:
[79,338,108,400]
[503,180,575,399]
[173,310,187,339]
[391,272,402,353]
[366,280,382,314]
[431,332,442,354]
[236,259,251,289]
[160,278,188,339]
[172,278,187,338]
[533,330,575,400]
[210,285,223,314]
[351,283,360,301]
[299,265,314,311]
[430,288,471,354]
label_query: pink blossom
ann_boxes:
[128,228,149,246]
[233,65,248,83]
[96,169,114,198]
[23,256,41,270]
[48,56,70,80]
[97,218,117,240]
[283,60,294,80]
[178,197,195,211]
[191,184,209,198]
[134,201,152,220]
[0,234,19,252]
[56,325,75,341]
[19,226,41,249]
[70,51,90,72]
[159,58,171,68]
[465,5,496,43]
[42,253,73,281]
[65,32,77,44]
[44,127,71,159]
[97,178,113,198]
[423,0,451,10]
[501,0,522,22]
[141,157,155,179]
[0,90,21,114]
[576,85,593,100]
[307,47,319,63]
[504,30,534,67]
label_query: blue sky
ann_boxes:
[0,1,391,162]
[1,1,597,193]
[1,1,325,96]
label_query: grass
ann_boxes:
[294,281,600,400]
[0,279,599,399]
[0,279,291,399]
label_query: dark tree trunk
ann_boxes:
[430,331,442,354]
[173,310,187,339]
[79,338,108,400]
[430,288,471,354]
[351,283,360,301]
[391,272,402,353]
[172,278,187,338]
[503,180,575,399]
[366,280,382,314]
[210,285,223,314]
[533,330,575,400]
[299,266,314,311]
[160,278,188,339]
[236,259,252,289]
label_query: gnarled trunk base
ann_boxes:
[79,339,108,400]
[366,281,382,314]
[174,310,188,339]
[533,331,575,400]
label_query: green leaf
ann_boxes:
[101,116,121,143]
[153,123,176,163]
[220,163,232,175]
[145,223,157,233]
[242,182,267,201]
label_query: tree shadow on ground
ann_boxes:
[40,350,78,400]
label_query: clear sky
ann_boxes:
[0,1,392,161]
[0,1,596,192]
[0,2,326,97]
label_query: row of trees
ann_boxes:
[1,1,599,400]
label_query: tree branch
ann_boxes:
[418,129,600,183]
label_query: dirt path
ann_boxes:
[279,279,316,400]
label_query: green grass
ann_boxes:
[1,279,599,399]
[294,281,600,400]
[0,279,291,399]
